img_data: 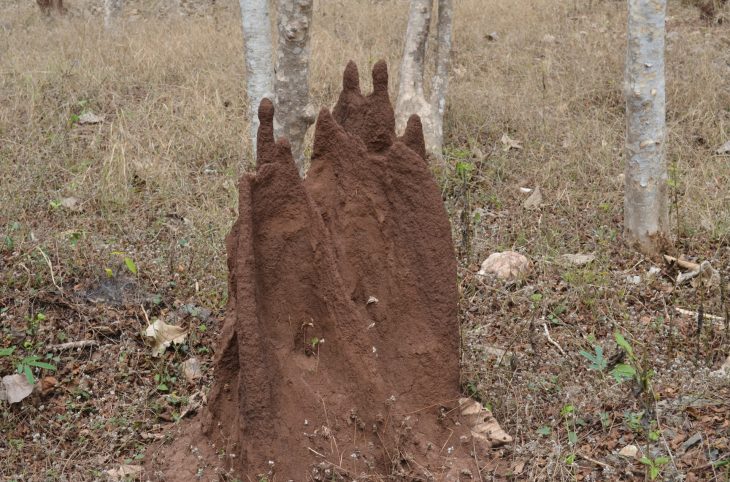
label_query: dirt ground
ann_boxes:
[1,0,729,480]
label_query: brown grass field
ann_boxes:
[1,0,729,480]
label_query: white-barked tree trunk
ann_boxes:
[274,0,315,175]
[104,0,123,30]
[395,0,453,156]
[624,0,669,255]
[239,0,275,157]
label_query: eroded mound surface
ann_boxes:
[160,61,508,480]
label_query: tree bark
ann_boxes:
[395,0,453,157]
[104,0,123,30]
[37,0,64,15]
[624,0,669,255]
[239,0,275,158]
[396,0,433,150]
[274,0,315,175]
[429,0,453,154]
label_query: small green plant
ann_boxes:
[1,348,57,384]
[111,251,139,275]
[579,343,607,371]
[154,371,176,392]
[640,455,669,480]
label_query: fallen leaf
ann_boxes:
[181,357,202,382]
[105,464,143,480]
[40,376,58,396]
[500,133,522,151]
[77,112,104,125]
[522,186,542,210]
[619,444,638,458]
[716,140,730,155]
[60,197,82,212]
[144,319,187,357]
[1,374,35,404]
[561,253,596,266]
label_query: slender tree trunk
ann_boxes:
[396,0,433,149]
[624,0,669,255]
[104,0,123,29]
[395,0,453,157]
[274,0,315,175]
[239,0,275,158]
[37,0,64,15]
[429,0,453,155]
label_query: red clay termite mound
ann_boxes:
[171,61,510,480]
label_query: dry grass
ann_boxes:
[1,0,729,480]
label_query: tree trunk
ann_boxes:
[239,0,274,158]
[429,0,453,154]
[37,0,64,15]
[104,0,123,29]
[274,0,315,175]
[624,0,669,255]
[395,0,453,157]
[396,0,433,150]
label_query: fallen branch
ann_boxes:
[46,340,98,351]
[577,452,612,469]
[663,254,699,271]
[676,307,725,324]
[542,323,566,356]
[664,255,720,286]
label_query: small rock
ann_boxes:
[648,266,662,276]
[182,357,203,382]
[179,304,211,322]
[561,253,595,266]
[681,433,703,452]
[477,251,532,282]
[626,275,641,285]
[60,197,82,212]
[522,186,543,210]
[619,444,638,458]
[77,112,104,125]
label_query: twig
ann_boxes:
[542,323,566,356]
[46,340,98,351]
[577,452,612,469]
[472,438,484,482]
[399,397,461,416]
[36,246,62,292]
[438,427,454,455]
[306,446,353,473]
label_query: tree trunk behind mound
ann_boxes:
[203,61,481,479]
